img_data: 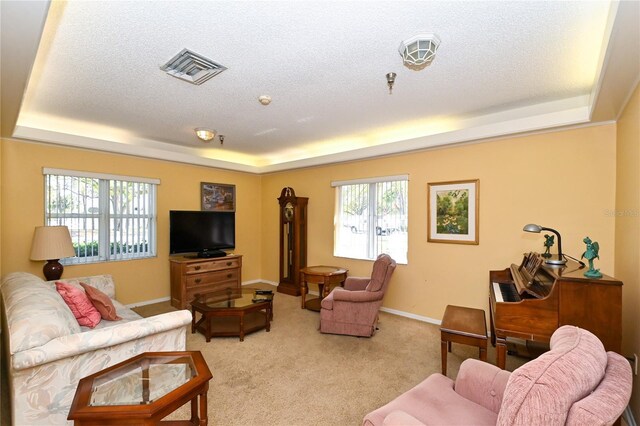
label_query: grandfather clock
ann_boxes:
[277,187,308,296]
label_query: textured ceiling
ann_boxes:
[6,0,638,173]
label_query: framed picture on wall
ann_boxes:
[201,182,236,212]
[427,179,479,244]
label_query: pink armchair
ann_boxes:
[363,325,632,426]
[320,254,396,337]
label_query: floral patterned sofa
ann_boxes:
[1,272,192,425]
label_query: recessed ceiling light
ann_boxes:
[258,95,272,106]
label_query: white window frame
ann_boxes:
[332,175,408,264]
[43,168,159,264]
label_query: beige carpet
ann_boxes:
[134,284,528,426]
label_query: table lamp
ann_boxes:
[30,226,76,280]
[523,223,567,265]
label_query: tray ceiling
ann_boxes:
[3,1,639,173]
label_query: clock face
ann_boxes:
[284,202,294,221]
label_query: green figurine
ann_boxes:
[581,236,603,278]
[542,234,554,258]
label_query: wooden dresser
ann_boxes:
[169,254,242,309]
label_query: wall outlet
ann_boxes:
[635,354,638,376]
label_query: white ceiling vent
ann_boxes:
[160,48,227,85]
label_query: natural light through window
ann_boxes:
[44,168,159,264]
[333,175,408,264]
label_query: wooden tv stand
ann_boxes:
[169,254,242,309]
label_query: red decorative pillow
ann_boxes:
[80,282,122,321]
[55,282,101,328]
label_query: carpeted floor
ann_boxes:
[133,283,528,426]
[0,283,528,425]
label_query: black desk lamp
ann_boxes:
[523,223,567,265]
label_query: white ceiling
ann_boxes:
[2,1,639,174]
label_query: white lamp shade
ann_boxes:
[30,226,76,260]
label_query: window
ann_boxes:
[44,168,159,264]
[333,175,408,264]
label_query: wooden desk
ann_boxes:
[300,266,348,311]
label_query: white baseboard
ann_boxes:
[125,281,448,325]
[380,307,442,325]
[243,279,278,287]
[126,296,170,309]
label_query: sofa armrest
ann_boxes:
[382,410,426,426]
[454,358,511,414]
[11,310,192,370]
[344,277,370,291]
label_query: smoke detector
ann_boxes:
[161,48,227,85]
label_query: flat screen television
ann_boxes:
[170,210,235,257]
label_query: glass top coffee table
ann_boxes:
[67,351,212,425]
[191,287,274,342]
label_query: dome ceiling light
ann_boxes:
[398,33,441,70]
[258,95,272,105]
[195,128,216,142]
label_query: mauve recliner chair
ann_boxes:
[320,253,396,337]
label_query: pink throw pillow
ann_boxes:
[80,282,122,321]
[55,282,102,328]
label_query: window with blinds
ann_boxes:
[333,175,408,264]
[44,168,159,264]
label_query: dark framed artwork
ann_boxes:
[427,179,479,244]
[201,182,236,212]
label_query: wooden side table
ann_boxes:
[440,305,488,375]
[299,266,348,311]
[68,351,212,425]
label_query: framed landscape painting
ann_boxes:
[427,179,479,244]
[201,182,236,212]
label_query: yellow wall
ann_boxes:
[0,139,262,304]
[615,82,640,417]
[0,123,620,322]
[262,124,617,320]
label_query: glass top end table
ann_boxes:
[68,351,212,425]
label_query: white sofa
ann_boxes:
[1,272,192,425]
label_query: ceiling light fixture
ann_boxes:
[398,33,441,70]
[195,128,216,142]
[386,72,396,94]
[258,95,272,105]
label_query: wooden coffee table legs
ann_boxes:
[192,302,272,342]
